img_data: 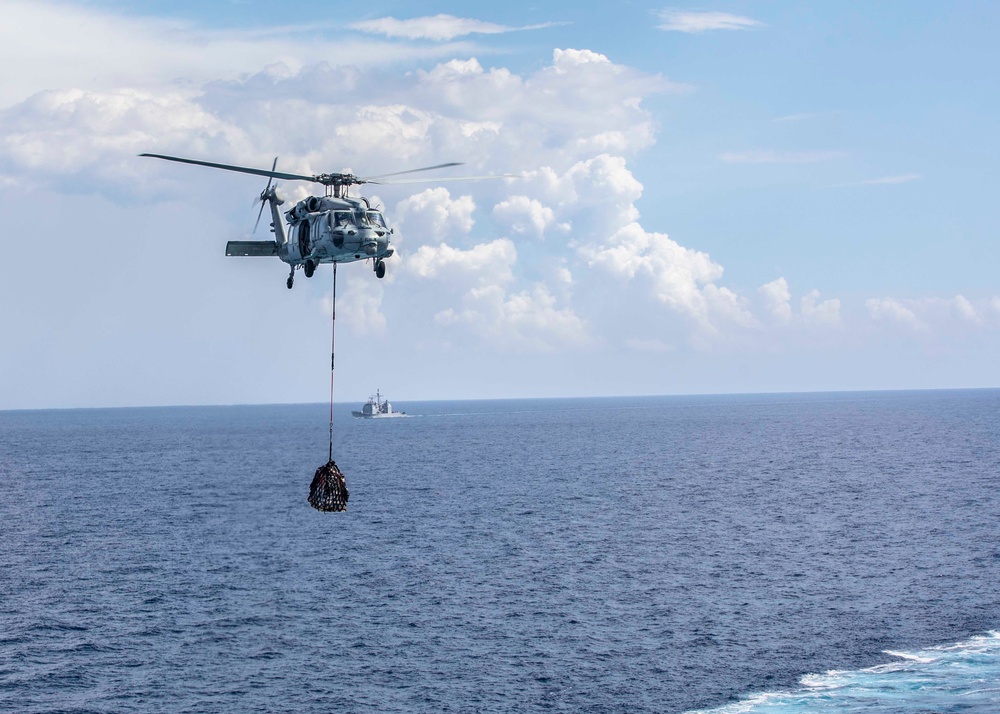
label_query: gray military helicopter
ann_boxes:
[141,153,497,288]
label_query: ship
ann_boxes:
[351,389,407,418]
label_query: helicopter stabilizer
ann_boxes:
[226,241,279,257]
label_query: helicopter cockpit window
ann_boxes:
[333,211,354,229]
[366,212,386,229]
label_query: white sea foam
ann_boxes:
[883,649,935,664]
[685,631,1000,713]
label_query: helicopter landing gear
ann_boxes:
[286,266,295,289]
[375,259,386,279]
[304,259,316,278]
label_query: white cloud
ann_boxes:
[758,278,792,324]
[492,196,562,239]
[800,290,842,326]
[0,88,251,188]
[867,297,925,330]
[405,239,517,286]
[393,188,476,245]
[325,281,387,336]
[952,295,979,322]
[0,48,671,193]
[0,1,475,108]
[435,284,593,352]
[409,51,672,167]
[720,150,847,164]
[583,220,753,335]
[757,279,840,329]
[656,10,764,33]
[866,295,983,333]
[349,14,557,41]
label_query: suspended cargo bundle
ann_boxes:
[309,460,349,512]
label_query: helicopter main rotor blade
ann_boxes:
[142,153,511,189]
[370,174,519,185]
[361,162,464,181]
[140,153,317,183]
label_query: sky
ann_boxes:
[1,0,998,409]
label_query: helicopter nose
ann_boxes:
[361,228,378,255]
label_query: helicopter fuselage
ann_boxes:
[280,194,393,267]
[227,189,395,287]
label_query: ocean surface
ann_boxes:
[2,390,999,713]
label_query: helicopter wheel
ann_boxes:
[286,276,294,289]
[375,260,386,279]
[304,260,315,278]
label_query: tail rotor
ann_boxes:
[252,157,279,234]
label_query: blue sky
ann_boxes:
[1,1,998,408]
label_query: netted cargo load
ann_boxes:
[308,460,349,512]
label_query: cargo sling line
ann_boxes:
[308,262,349,512]
[329,262,336,463]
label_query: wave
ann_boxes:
[686,631,1000,713]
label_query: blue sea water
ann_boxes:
[1,390,999,713]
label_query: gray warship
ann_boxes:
[352,390,407,418]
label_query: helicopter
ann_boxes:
[140,153,501,289]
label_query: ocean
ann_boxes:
[2,390,999,712]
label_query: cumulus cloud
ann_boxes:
[800,290,841,326]
[866,295,984,333]
[434,284,593,352]
[867,298,925,330]
[952,295,979,322]
[492,196,564,239]
[393,188,476,245]
[0,48,672,194]
[0,88,251,189]
[0,1,473,108]
[349,14,557,41]
[656,10,764,33]
[407,51,674,167]
[406,239,517,286]
[512,154,643,236]
[553,154,738,337]
[326,281,387,336]
[404,235,589,352]
[757,279,840,329]
[583,221,755,336]
[758,278,792,324]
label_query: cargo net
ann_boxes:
[308,460,349,512]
